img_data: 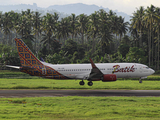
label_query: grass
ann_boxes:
[0,70,37,79]
[1,71,160,120]
[0,70,160,90]
[0,78,160,90]
[0,70,160,80]
[0,96,160,120]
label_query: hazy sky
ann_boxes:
[0,0,159,15]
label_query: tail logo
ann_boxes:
[15,38,68,79]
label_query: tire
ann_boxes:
[88,81,93,86]
[139,80,142,83]
[79,81,85,85]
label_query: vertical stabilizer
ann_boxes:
[15,38,42,67]
[15,38,67,79]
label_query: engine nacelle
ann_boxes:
[102,74,117,82]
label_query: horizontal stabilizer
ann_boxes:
[6,65,20,69]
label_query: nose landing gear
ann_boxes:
[139,78,142,83]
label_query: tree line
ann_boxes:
[0,4,160,71]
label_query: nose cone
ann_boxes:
[150,69,155,74]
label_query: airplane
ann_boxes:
[6,38,155,86]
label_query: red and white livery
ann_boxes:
[6,38,155,86]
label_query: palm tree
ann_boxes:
[8,11,20,46]
[15,11,34,51]
[144,5,157,67]
[2,12,12,45]
[0,12,3,43]
[129,27,139,47]
[16,15,28,37]
[41,34,57,52]
[68,14,77,40]
[130,6,145,48]
[118,16,129,41]
[57,17,71,44]
[12,12,20,38]
[110,15,119,39]
[33,11,42,55]
[88,12,99,52]
[53,12,59,23]
[154,7,160,70]
[98,9,113,55]
[41,13,57,50]
[76,14,88,45]
[25,9,33,28]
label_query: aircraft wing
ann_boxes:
[6,65,20,69]
[88,58,103,81]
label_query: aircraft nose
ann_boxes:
[150,69,155,74]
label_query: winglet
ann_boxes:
[89,58,97,68]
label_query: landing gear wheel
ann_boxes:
[139,79,142,83]
[88,81,93,86]
[79,81,85,85]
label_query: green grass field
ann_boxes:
[0,96,160,120]
[0,70,36,79]
[1,70,160,80]
[0,70,160,90]
[0,78,160,90]
[1,70,160,120]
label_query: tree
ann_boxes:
[76,14,88,45]
[98,9,113,55]
[88,12,99,53]
[131,6,145,48]
[118,35,131,58]
[2,12,12,44]
[33,11,42,55]
[154,8,160,70]
[68,14,77,40]
[144,5,157,67]
[118,44,130,58]
[126,47,147,64]
[118,16,129,41]
[41,13,57,50]
[57,17,71,44]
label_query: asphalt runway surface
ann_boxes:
[1,90,160,97]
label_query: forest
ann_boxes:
[0,4,159,71]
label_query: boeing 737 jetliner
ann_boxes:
[6,38,155,86]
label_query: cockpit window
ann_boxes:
[146,67,149,69]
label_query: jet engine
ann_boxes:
[102,74,117,82]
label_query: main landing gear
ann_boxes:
[88,81,93,86]
[79,80,85,85]
[79,81,93,86]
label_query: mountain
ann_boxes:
[47,3,130,21]
[0,3,130,22]
[0,3,41,12]
[47,3,107,15]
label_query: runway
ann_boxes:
[0,90,160,97]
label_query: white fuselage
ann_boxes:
[42,62,155,80]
